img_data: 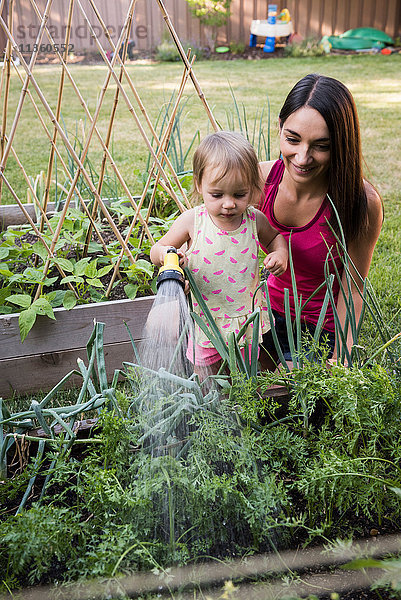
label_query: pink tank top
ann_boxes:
[258,160,343,332]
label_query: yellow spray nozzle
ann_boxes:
[156,247,185,289]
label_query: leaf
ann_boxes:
[5,294,32,308]
[74,257,91,276]
[63,290,77,310]
[61,275,84,285]
[54,257,75,273]
[0,247,9,259]
[86,278,103,288]
[87,241,103,253]
[84,260,98,279]
[32,241,49,261]
[0,286,12,304]
[343,558,385,570]
[22,267,45,283]
[19,307,37,342]
[97,265,114,278]
[0,306,13,314]
[131,259,154,277]
[31,298,56,320]
[124,283,138,299]
[46,290,65,307]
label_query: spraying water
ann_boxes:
[143,252,189,369]
[131,249,197,457]
[141,277,192,378]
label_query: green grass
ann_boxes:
[2,54,401,344]
[3,55,400,197]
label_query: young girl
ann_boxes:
[150,131,288,373]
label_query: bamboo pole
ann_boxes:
[0,0,10,120]
[28,0,154,243]
[156,0,219,132]
[82,3,135,258]
[0,0,13,202]
[86,0,190,210]
[75,0,189,215]
[105,52,196,297]
[0,0,54,181]
[40,0,75,232]
[0,170,79,298]
[9,56,109,255]
[0,18,139,303]
[8,140,55,234]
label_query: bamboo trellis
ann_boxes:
[0,0,218,301]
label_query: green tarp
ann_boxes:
[322,27,393,51]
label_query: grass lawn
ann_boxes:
[2,53,400,346]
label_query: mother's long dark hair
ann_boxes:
[279,73,368,243]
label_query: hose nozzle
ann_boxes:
[156,247,185,290]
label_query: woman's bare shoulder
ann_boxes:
[363,180,383,223]
[259,160,276,182]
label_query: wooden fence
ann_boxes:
[6,0,401,54]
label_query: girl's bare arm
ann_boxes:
[150,209,195,267]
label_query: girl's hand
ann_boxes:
[176,248,188,269]
[263,250,287,277]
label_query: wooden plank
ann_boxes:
[297,0,310,38]
[0,340,142,399]
[309,0,322,37]
[0,202,57,230]
[321,0,333,36]
[348,0,361,31]
[335,0,347,35]
[0,296,154,360]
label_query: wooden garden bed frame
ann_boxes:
[0,295,153,398]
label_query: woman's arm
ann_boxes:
[150,209,194,267]
[334,181,383,357]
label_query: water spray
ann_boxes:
[156,247,185,290]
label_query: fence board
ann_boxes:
[9,0,400,55]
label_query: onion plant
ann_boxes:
[0,321,120,507]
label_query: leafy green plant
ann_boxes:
[284,37,326,58]
[0,199,177,338]
[229,40,246,55]
[223,85,271,160]
[1,317,401,591]
[185,0,232,50]
[5,293,56,342]
[155,37,206,62]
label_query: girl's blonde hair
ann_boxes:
[191,131,261,204]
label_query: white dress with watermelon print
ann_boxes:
[186,204,269,349]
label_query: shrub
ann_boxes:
[284,37,326,58]
[155,38,206,62]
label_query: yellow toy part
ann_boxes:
[278,8,290,23]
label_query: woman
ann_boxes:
[258,73,383,366]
